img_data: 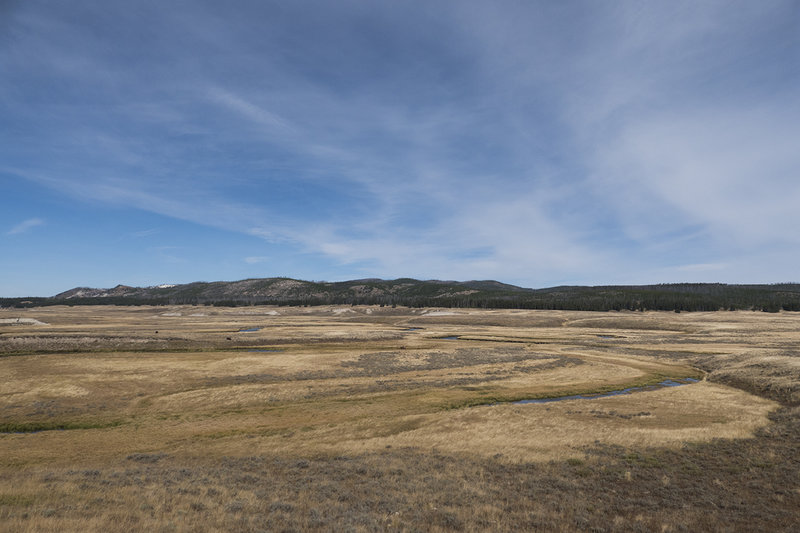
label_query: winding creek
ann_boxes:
[511,377,700,404]
[419,329,703,406]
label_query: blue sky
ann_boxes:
[2,1,799,296]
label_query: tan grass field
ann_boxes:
[1,305,798,531]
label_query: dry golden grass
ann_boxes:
[341,382,775,462]
[1,305,798,531]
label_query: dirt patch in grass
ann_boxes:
[340,347,583,374]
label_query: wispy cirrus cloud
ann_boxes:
[7,217,44,235]
[2,1,798,289]
[131,229,159,238]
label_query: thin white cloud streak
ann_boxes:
[7,169,279,238]
[203,81,491,222]
[131,229,159,238]
[207,87,295,135]
[7,217,44,235]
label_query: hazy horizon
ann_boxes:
[3,1,799,296]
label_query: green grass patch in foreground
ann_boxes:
[0,494,35,507]
[0,420,123,433]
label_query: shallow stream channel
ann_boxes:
[509,377,700,405]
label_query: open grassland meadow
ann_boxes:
[1,305,798,532]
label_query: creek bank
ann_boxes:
[511,378,700,405]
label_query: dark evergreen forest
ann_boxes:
[3,279,800,312]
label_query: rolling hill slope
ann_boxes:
[3,278,800,312]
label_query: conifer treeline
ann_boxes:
[2,280,800,312]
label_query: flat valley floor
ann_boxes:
[1,306,798,531]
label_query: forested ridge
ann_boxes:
[3,278,800,312]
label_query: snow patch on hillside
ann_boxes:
[421,310,460,316]
[0,318,49,325]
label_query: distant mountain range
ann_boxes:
[50,278,531,304]
[3,278,800,312]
